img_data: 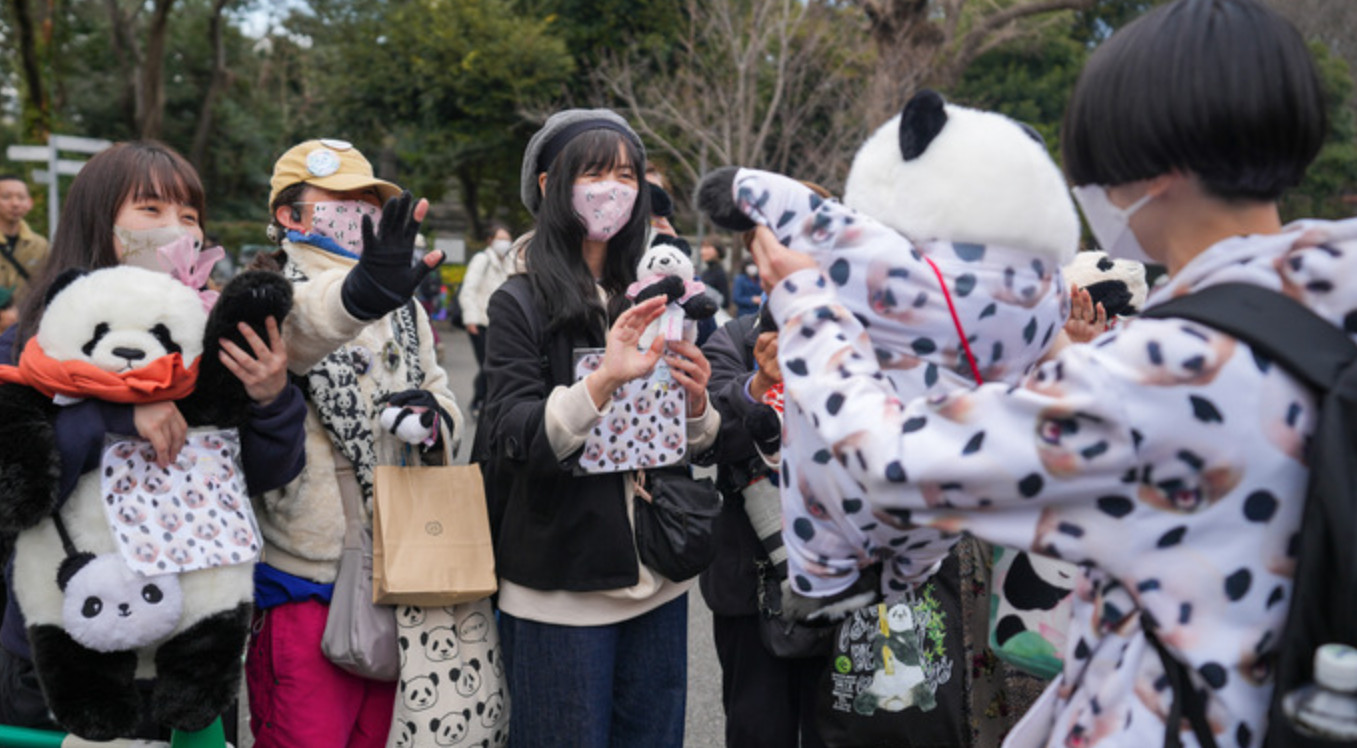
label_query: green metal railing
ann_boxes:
[0,717,226,747]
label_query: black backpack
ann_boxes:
[1140,283,1357,747]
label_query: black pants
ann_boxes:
[468,326,487,410]
[712,612,830,748]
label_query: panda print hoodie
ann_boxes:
[770,216,1357,747]
[721,167,1071,593]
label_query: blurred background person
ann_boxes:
[0,175,48,306]
[459,222,517,419]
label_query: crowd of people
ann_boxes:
[0,0,1351,746]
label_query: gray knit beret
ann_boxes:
[520,108,645,215]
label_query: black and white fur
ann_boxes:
[0,265,291,739]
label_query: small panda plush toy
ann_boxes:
[625,240,718,349]
[697,88,1079,615]
[1061,248,1151,325]
[0,264,291,740]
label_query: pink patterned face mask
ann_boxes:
[571,180,638,242]
[307,200,381,255]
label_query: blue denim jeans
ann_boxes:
[499,594,688,748]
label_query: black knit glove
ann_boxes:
[341,191,439,321]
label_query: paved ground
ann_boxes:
[437,322,728,747]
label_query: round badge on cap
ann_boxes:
[318,139,353,151]
[306,148,341,178]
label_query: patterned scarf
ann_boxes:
[284,261,424,498]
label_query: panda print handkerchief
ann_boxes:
[100,429,262,575]
[574,348,688,474]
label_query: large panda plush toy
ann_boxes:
[697,89,1078,611]
[0,264,291,739]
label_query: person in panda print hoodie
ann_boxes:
[751,1,1350,746]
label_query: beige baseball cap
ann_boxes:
[268,139,401,209]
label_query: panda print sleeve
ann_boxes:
[764,219,1357,746]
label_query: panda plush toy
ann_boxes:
[697,89,1078,613]
[625,241,718,349]
[0,264,291,739]
[1061,248,1152,324]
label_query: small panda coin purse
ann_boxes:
[100,428,262,575]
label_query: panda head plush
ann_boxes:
[1061,249,1150,319]
[38,265,208,383]
[843,89,1079,264]
[626,241,718,347]
[57,551,184,652]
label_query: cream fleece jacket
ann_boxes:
[254,240,464,583]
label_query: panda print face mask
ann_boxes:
[305,200,382,256]
[572,180,637,242]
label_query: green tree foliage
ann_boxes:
[1283,41,1357,221]
[291,0,574,236]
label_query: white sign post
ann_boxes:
[5,134,112,240]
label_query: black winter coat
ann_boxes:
[473,276,640,591]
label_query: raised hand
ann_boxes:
[340,190,443,320]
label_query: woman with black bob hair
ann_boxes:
[743,1,1357,746]
[475,109,718,747]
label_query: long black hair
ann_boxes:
[525,129,650,335]
[1062,0,1326,201]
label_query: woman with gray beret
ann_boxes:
[473,109,719,746]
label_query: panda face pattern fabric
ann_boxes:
[724,167,1070,594]
[767,216,1357,747]
[100,431,259,575]
[388,599,509,748]
[573,349,687,473]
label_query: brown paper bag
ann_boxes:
[371,462,497,606]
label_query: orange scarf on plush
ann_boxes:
[0,337,199,403]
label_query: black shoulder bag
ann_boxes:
[1141,283,1357,748]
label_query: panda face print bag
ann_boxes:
[100,428,261,574]
[573,348,687,473]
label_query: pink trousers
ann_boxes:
[245,599,396,748]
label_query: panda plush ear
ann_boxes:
[56,552,96,591]
[44,268,88,307]
[898,89,949,161]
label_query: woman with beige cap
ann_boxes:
[245,138,468,748]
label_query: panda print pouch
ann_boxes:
[100,429,262,575]
[573,348,687,474]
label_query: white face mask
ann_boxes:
[115,225,197,272]
[1071,185,1156,264]
[745,265,758,278]
[490,238,513,255]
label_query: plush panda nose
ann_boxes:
[118,602,131,615]
[112,347,146,362]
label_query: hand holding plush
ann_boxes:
[379,389,454,447]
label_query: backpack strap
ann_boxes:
[1141,283,1357,748]
[0,239,30,282]
[1141,283,1356,391]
